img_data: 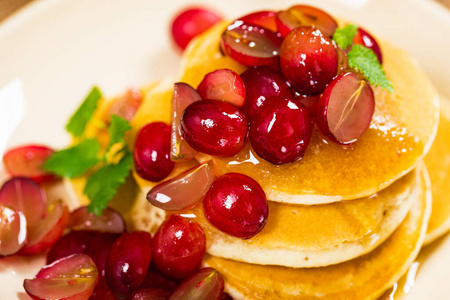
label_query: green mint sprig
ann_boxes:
[333,24,358,50]
[85,152,133,216]
[348,45,394,92]
[43,139,101,178]
[332,24,393,92]
[43,87,133,215]
[66,87,102,138]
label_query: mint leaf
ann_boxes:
[107,115,132,151]
[86,151,133,215]
[348,45,394,92]
[333,24,358,50]
[66,87,102,137]
[43,139,101,178]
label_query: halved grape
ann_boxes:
[239,10,278,32]
[132,288,172,300]
[69,206,125,234]
[171,82,201,162]
[169,268,224,300]
[107,88,143,123]
[134,122,175,182]
[152,215,206,280]
[171,8,222,50]
[203,173,268,239]
[147,161,215,211]
[24,254,98,300]
[47,230,98,264]
[280,26,338,95]
[20,200,70,255]
[353,27,383,64]
[0,177,47,228]
[181,99,248,157]
[0,204,27,256]
[105,231,152,298]
[221,21,283,67]
[276,5,338,37]
[197,69,246,107]
[3,145,55,183]
[317,72,375,144]
[240,66,293,120]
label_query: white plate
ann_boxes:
[0,0,449,299]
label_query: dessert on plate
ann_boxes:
[1,3,449,300]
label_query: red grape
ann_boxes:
[181,99,248,157]
[20,200,70,255]
[24,254,98,300]
[147,161,215,211]
[239,10,278,32]
[0,204,27,256]
[221,21,283,67]
[220,293,233,300]
[336,46,349,75]
[138,271,178,292]
[0,177,47,228]
[203,173,268,239]
[317,72,375,144]
[105,231,152,298]
[353,27,383,64]
[171,82,201,162]
[3,145,55,183]
[280,26,338,95]
[134,122,175,182]
[197,69,246,107]
[69,206,125,234]
[276,5,338,37]
[169,268,224,300]
[171,8,222,50]
[240,66,293,120]
[86,233,120,276]
[295,94,320,119]
[132,288,172,300]
[47,230,97,264]
[86,233,120,300]
[152,215,206,280]
[107,88,143,123]
[250,96,312,164]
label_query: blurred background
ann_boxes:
[1,0,449,21]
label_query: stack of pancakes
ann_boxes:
[69,21,450,299]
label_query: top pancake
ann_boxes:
[180,21,439,203]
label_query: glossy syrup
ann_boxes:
[378,262,420,300]
[203,117,423,201]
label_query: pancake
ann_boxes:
[191,167,422,268]
[203,167,432,300]
[175,21,439,204]
[424,97,450,245]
